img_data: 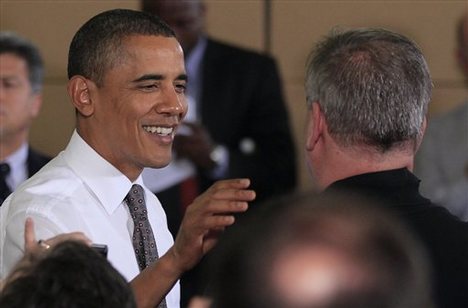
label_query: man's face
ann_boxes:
[85,35,187,179]
[147,0,204,54]
[0,53,41,144]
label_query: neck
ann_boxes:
[0,132,28,161]
[311,141,415,191]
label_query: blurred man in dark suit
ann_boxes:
[414,13,468,220]
[141,0,297,234]
[0,32,51,205]
[141,2,296,304]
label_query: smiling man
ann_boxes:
[0,9,255,308]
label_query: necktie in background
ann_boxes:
[180,175,198,212]
[0,163,12,205]
[126,184,167,308]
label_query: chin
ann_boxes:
[147,154,172,169]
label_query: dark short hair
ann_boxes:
[305,28,432,152]
[67,8,175,86]
[0,31,44,93]
[0,241,136,308]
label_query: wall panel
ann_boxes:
[1,0,466,191]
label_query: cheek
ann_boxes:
[9,94,33,114]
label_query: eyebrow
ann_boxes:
[132,73,188,83]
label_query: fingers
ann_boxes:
[188,296,212,308]
[207,178,253,192]
[46,232,92,247]
[189,178,255,214]
[188,179,254,217]
[173,178,256,270]
[24,217,37,253]
[202,179,255,203]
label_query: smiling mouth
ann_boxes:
[142,125,174,136]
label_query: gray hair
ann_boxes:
[305,28,432,152]
[0,31,44,93]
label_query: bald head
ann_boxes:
[208,193,433,308]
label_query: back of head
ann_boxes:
[208,193,433,308]
[0,31,44,93]
[305,28,432,152]
[67,8,175,86]
[0,241,136,308]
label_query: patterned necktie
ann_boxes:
[125,184,167,308]
[0,163,12,205]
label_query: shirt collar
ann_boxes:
[2,143,28,189]
[63,130,138,215]
[185,36,207,74]
[185,36,207,100]
[2,142,28,168]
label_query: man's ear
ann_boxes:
[306,102,324,151]
[67,76,95,117]
[421,116,427,136]
[29,92,42,118]
[415,116,428,152]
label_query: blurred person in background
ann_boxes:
[0,32,51,205]
[140,0,296,233]
[206,192,434,308]
[414,12,468,221]
[141,2,296,304]
[0,239,136,308]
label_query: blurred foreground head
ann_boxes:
[208,192,434,308]
[0,241,136,308]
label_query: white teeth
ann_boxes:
[143,126,173,136]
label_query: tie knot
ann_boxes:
[125,184,147,219]
[0,163,11,178]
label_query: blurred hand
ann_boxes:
[24,217,92,256]
[3,218,94,286]
[188,296,212,308]
[170,178,255,272]
[174,122,217,170]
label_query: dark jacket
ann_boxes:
[326,168,468,308]
[27,148,51,176]
[197,38,297,200]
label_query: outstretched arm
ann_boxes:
[130,178,255,308]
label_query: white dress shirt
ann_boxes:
[0,130,179,307]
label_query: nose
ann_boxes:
[155,86,187,119]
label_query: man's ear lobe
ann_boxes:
[67,76,95,117]
[415,116,428,152]
[29,93,43,118]
[421,116,427,136]
[306,102,324,151]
